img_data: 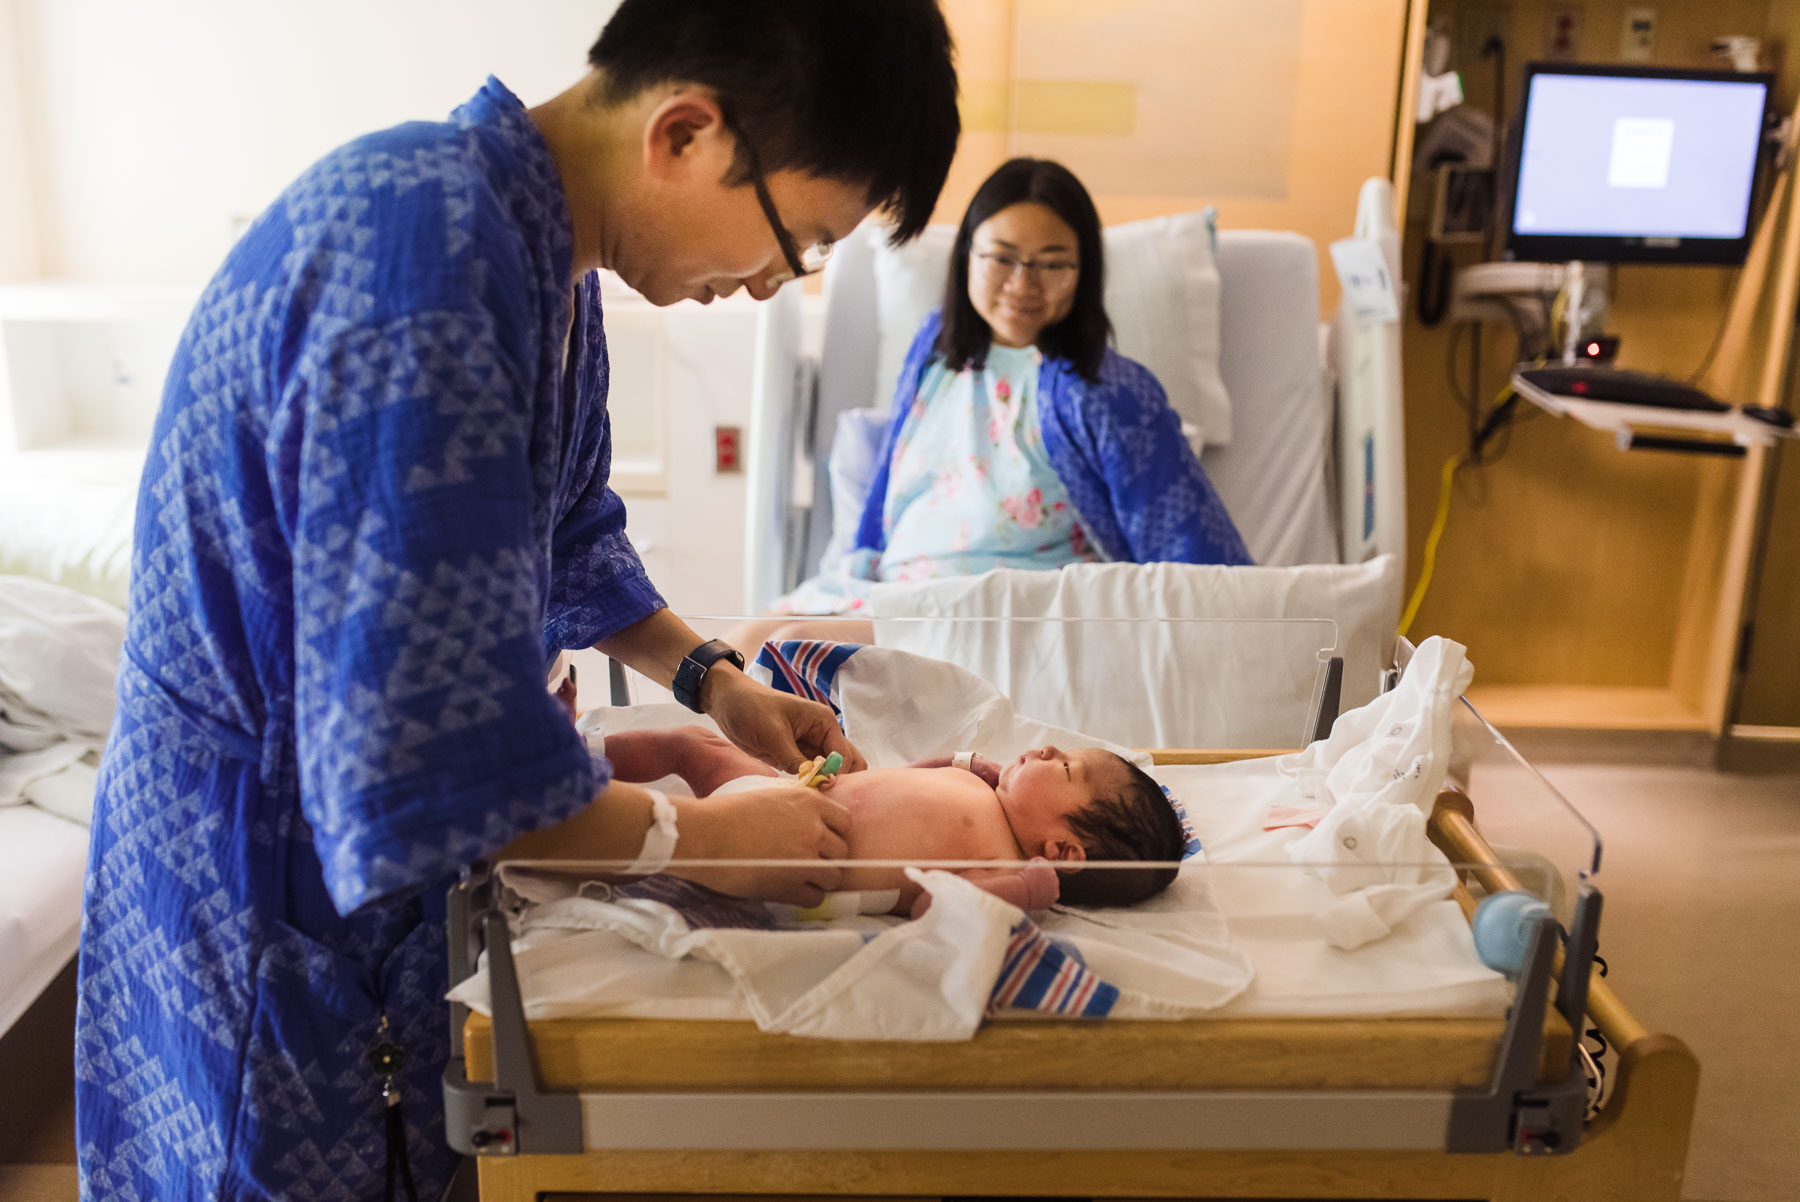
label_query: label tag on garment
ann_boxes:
[1330,237,1401,324]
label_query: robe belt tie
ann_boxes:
[122,648,262,763]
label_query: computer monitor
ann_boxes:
[1504,63,1774,265]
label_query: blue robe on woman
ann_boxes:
[853,310,1252,567]
[74,78,662,1201]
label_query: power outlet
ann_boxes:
[1621,8,1655,62]
[714,424,742,473]
[1545,6,1583,60]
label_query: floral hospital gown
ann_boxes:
[781,313,1250,615]
[785,343,1097,612]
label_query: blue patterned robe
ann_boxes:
[853,310,1252,566]
[74,78,662,1200]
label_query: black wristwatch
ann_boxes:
[672,639,746,713]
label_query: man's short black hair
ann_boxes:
[1058,754,1184,907]
[937,157,1111,381]
[589,0,959,245]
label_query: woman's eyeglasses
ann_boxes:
[723,112,835,282]
[973,249,1079,291]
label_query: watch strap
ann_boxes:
[673,638,745,712]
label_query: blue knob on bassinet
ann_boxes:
[1471,890,1553,977]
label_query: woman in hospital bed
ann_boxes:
[733,157,1250,653]
[598,722,1186,916]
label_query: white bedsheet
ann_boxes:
[0,805,90,1037]
[0,576,125,805]
[450,638,1508,1033]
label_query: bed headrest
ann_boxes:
[848,210,1233,447]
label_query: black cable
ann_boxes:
[1685,268,1742,386]
[1469,324,1484,458]
[1417,239,1454,327]
[1446,320,1471,412]
[1582,951,1612,1119]
[1481,36,1506,170]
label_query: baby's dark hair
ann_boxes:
[1058,754,1185,907]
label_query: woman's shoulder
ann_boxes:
[1043,344,1163,399]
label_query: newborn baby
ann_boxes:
[604,724,1186,914]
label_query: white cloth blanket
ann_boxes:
[0,576,124,807]
[1280,636,1473,949]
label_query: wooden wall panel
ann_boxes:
[1736,0,1800,730]
[937,0,1414,309]
[1402,0,1781,703]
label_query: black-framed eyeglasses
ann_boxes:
[972,249,1079,292]
[722,112,834,281]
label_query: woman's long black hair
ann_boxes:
[935,157,1111,382]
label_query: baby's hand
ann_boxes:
[965,753,1001,790]
[553,665,578,723]
[911,859,1060,918]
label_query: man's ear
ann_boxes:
[642,89,728,181]
[1042,837,1086,867]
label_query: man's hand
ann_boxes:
[702,667,867,775]
[671,785,852,906]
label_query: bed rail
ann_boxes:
[1430,790,1645,1051]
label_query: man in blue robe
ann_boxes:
[74,3,960,1198]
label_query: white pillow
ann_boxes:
[867,211,1232,445]
[868,555,1401,751]
[819,408,890,567]
[870,225,956,411]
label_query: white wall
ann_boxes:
[0,0,43,279]
[5,0,778,616]
[12,0,620,283]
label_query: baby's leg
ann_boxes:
[674,730,780,796]
[602,727,776,796]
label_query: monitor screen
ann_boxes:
[1506,64,1772,265]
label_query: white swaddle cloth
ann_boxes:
[1279,637,1472,950]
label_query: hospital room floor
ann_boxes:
[1,751,1795,1202]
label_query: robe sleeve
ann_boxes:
[543,397,666,651]
[1067,353,1252,566]
[280,305,605,913]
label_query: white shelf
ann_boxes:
[0,284,196,457]
[0,283,200,323]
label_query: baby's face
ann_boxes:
[995,745,1120,857]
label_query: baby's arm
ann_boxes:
[908,860,1060,918]
[906,752,1001,789]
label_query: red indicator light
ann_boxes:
[1587,341,1601,356]
[1572,379,1589,394]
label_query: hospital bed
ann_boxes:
[0,570,109,1159]
[743,180,1408,611]
[443,619,1697,1202]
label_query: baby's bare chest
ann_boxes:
[836,768,1019,863]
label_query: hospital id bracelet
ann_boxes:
[672,638,745,712]
[624,788,679,875]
